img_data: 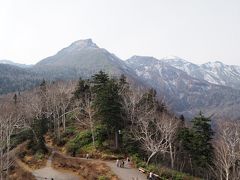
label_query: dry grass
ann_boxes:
[9,161,35,180]
[52,152,118,180]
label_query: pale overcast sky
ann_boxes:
[0,0,240,65]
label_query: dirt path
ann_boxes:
[30,143,146,180]
[105,161,147,180]
[33,167,80,180]
[32,151,80,180]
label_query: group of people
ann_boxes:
[116,157,131,168]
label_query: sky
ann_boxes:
[0,0,240,65]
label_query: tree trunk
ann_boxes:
[115,131,119,149]
[62,114,66,133]
[90,123,95,147]
[57,119,60,141]
[169,143,174,169]
[225,169,229,180]
[0,125,3,180]
[147,152,157,165]
[6,135,10,180]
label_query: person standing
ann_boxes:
[148,172,153,180]
[121,160,125,168]
[86,153,89,159]
[116,159,120,167]
[126,157,131,168]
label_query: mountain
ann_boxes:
[0,39,143,95]
[33,39,135,80]
[1,39,240,120]
[0,64,41,94]
[0,60,32,68]
[163,57,240,89]
[126,56,240,119]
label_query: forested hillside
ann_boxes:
[1,71,239,180]
[0,64,42,94]
[1,39,240,121]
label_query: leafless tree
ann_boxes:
[213,120,240,180]
[0,102,25,180]
[131,95,180,165]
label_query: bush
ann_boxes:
[66,130,93,154]
[35,152,44,160]
[11,129,33,148]
[56,137,68,146]
[174,173,184,180]
[94,125,108,146]
[62,126,77,137]
[98,176,109,180]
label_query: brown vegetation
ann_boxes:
[52,152,118,180]
[9,163,35,180]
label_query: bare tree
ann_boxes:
[213,120,240,180]
[0,102,24,180]
[131,96,179,165]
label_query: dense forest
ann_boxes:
[0,71,240,180]
[0,64,42,94]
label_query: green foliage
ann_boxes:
[35,152,45,160]
[92,72,124,133]
[179,112,214,170]
[98,176,109,180]
[28,80,49,154]
[121,130,142,155]
[0,64,41,94]
[73,78,91,100]
[62,126,77,137]
[11,129,33,149]
[66,130,93,154]
[137,88,165,112]
[131,153,195,180]
[29,117,48,154]
[131,154,147,168]
[94,125,108,146]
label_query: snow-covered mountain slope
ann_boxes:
[163,57,240,89]
[126,56,240,120]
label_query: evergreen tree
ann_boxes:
[137,88,164,113]
[92,71,124,149]
[118,74,130,127]
[30,79,48,154]
[73,78,89,100]
[180,112,214,174]
[92,71,109,92]
[31,117,48,154]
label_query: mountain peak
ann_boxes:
[71,39,98,49]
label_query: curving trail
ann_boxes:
[105,161,147,180]
[32,151,80,180]
[31,147,146,180]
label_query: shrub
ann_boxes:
[66,130,93,154]
[35,152,44,160]
[62,126,77,137]
[11,129,33,148]
[94,125,108,146]
[98,176,109,180]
